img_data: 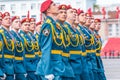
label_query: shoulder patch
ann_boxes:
[43,29,50,36]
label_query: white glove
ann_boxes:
[1,74,6,80]
[24,73,27,77]
[45,74,54,80]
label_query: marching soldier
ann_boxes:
[56,4,75,79]
[10,16,26,80]
[0,12,4,80]
[82,13,97,80]
[89,17,99,80]
[77,9,90,80]
[0,12,14,80]
[64,6,82,80]
[36,0,65,80]
[94,19,106,80]
[28,18,41,80]
[19,18,37,80]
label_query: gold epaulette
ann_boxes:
[46,19,51,23]
[0,29,4,33]
[64,24,68,28]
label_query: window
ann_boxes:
[0,5,5,11]
[22,15,26,19]
[108,24,112,31]
[31,3,36,10]
[116,33,119,35]
[31,15,36,19]
[108,24,113,36]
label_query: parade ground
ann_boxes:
[103,59,120,80]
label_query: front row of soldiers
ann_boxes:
[36,0,106,80]
[0,0,106,80]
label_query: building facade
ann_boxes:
[0,0,96,21]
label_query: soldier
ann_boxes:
[89,17,99,80]
[94,19,106,80]
[56,4,74,79]
[36,0,65,80]
[0,12,14,80]
[19,18,37,80]
[28,18,41,80]
[77,9,90,80]
[0,12,4,80]
[82,13,98,80]
[10,16,26,80]
[64,5,83,80]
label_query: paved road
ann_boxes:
[102,59,120,80]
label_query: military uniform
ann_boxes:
[28,31,41,80]
[81,26,97,80]
[64,22,82,80]
[19,28,37,80]
[0,28,4,78]
[10,30,26,80]
[56,21,75,79]
[0,27,14,80]
[34,31,41,58]
[36,16,65,80]
[77,24,90,80]
[0,12,4,79]
[94,30,106,80]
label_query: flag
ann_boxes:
[116,6,120,19]
[27,11,30,19]
[101,7,106,19]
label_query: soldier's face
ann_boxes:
[89,20,96,29]
[79,13,86,23]
[0,17,2,25]
[74,14,79,26]
[2,16,11,27]
[21,22,29,32]
[30,21,36,31]
[95,22,101,31]
[85,16,91,26]
[67,9,76,21]
[12,19,21,30]
[57,10,67,22]
[48,3,58,14]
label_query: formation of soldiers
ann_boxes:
[0,0,106,80]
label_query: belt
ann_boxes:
[0,54,2,58]
[62,52,70,57]
[86,50,96,53]
[96,53,100,56]
[15,56,23,60]
[70,50,82,55]
[25,54,35,58]
[4,54,14,59]
[82,52,87,56]
[51,50,62,55]
[35,52,39,55]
